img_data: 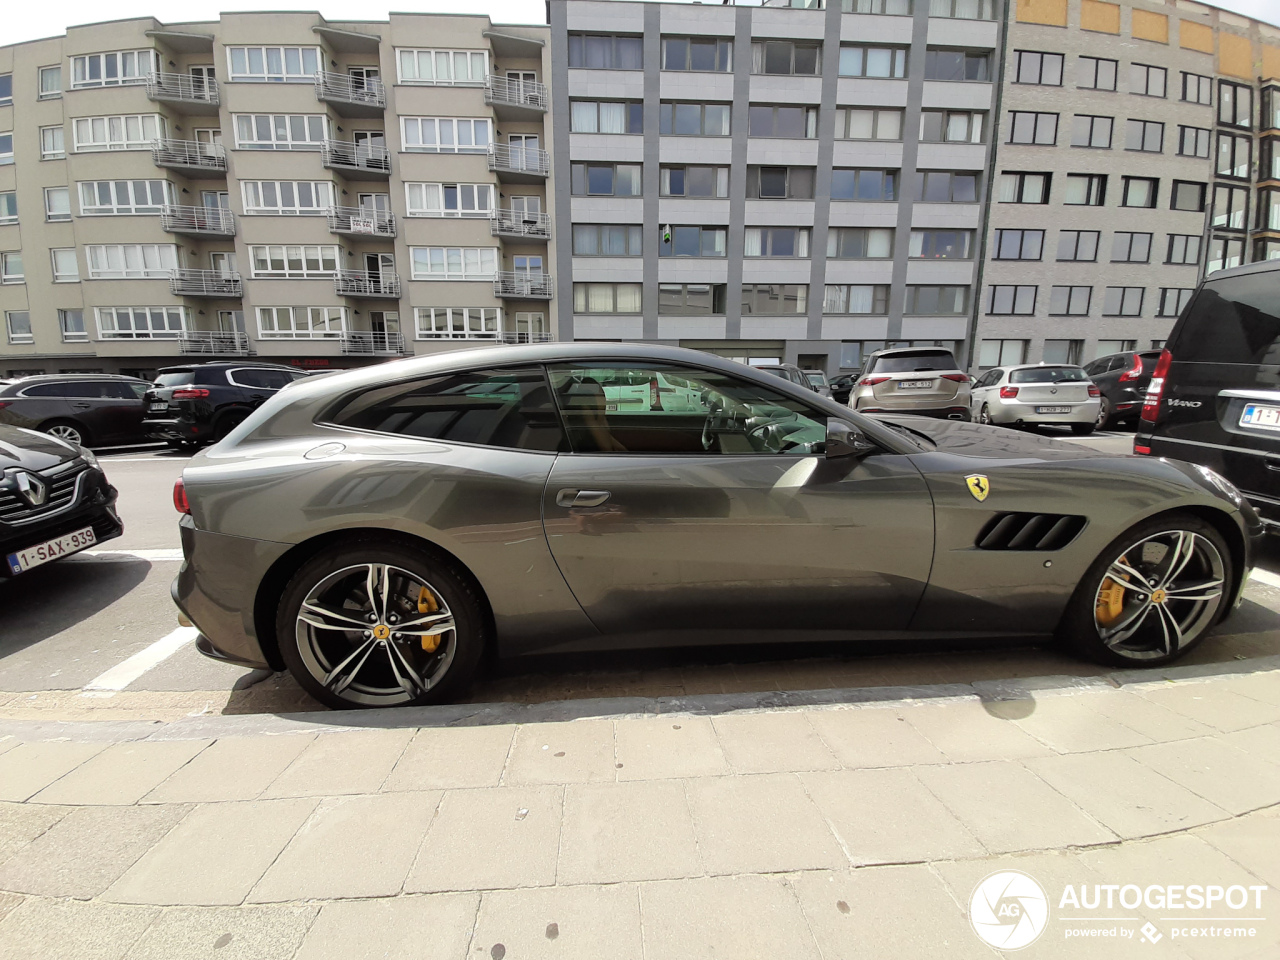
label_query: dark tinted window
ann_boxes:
[327,366,567,452]
[1170,272,1280,365]
[101,381,142,399]
[155,371,196,387]
[229,368,292,389]
[126,382,149,399]
[46,381,109,398]
[1010,366,1088,383]
[871,351,958,373]
[20,382,72,398]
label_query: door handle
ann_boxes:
[556,489,611,508]
[1265,456,1280,473]
[71,403,92,410]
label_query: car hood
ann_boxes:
[874,415,1115,462]
[0,425,78,471]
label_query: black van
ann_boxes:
[1135,260,1280,531]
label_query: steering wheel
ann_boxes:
[702,402,741,450]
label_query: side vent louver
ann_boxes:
[976,513,1087,551]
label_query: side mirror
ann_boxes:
[825,418,876,459]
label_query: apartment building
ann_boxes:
[0,13,555,379]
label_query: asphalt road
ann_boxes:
[2,429,1278,718]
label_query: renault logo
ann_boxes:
[13,472,48,507]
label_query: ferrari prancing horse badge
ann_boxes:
[965,474,990,502]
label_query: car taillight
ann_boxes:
[940,373,969,382]
[172,388,210,400]
[1134,444,1151,455]
[860,376,890,386]
[0,401,9,409]
[1118,353,1144,383]
[1088,384,1100,398]
[999,386,1019,399]
[1141,349,1173,423]
[173,478,191,515]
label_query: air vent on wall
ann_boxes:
[976,513,1087,551]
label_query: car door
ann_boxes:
[541,360,935,636]
[95,380,148,443]
[59,381,119,442]
[971,369,1000,415]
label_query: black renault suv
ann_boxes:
[143,363,309,448]
[1135,260,1280,532]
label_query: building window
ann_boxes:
[50,249,79,283]
[659,103,731,136]
[408,247,498,281]
[1,252,23,284]
[1253,238,1280,263]
[1260,188,1280,231]
[571,163,643,197]
[1049,286,1091,316]
[660,225,727,257]
[993,229,1043,260]
[660,165,729,198]
[85,244,179,279]
[1212,184,1248,230]
[823,285,890,315]
[1125,119,1163,153]
[77,180,171,216]
[1102,287,1144,317]
[1008,112,1058,145]
[1207,236,1245,273]
[1078,56,1117,91]
[1015,51,1063,86]
[912,170,978,202]
[1170,181,1206,214]
[661,36,733,72]
[572,224,643,256]
[928,0,996,18]
[748,105,818,139]
[924,49,990,82]
[836,108,903,141]
[1130,63,1166,98]
[987,285,1037,315]
[751,41,821,76]
[1070,115,1113,148]
[1262,137,1280,181]
[40,126,65,159]
[1181,72,1212,105]
[241,181,334,215]
[570,101,643,134]
[843,0,911,13]
[1178,126,1210,158]
[1120,177,1158,209]
[0,133,13,165]
[1219,81,1252,128]
[838,46,907,78]
[6,311,32,345]
[1096,340,1137,357]
[567,34,643,70]
[59,309,86,342]
[38,65,62,99]
[1043,339,1084,364]
[749,166,816,200]
[825,228,890,259]
[248,245,339,279]
[71,50,156,89]
[95,306,185,339]
[746,227,813,257]
[919,110,984,143]
[1111,232,1152,263]
[998,172,1049,204]
[1156,288,1193,318]
[909,230,971,259]
[73,115,166,152]
[1056,230,1099,261]
[1216,133,1251,179]
[227,46,320,82]
[1265,85,1280,130]
[401,117,491,153]
[234,114,327,150]
[573,282,643,313]
[415,307,502,339]
[257,306,347,339]
[979,340,1027,367]
[742,284,808,315]
[405,183,494,218]
[659,284,728,316]
[1166,234,1202,265]
[907,285,970,314]
[1063,173,1106,206]
[0,192,16,225]
[45,186,71,220]
[395,49,488,85]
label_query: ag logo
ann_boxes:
[969,870,1048,950]
[965,474,990,502]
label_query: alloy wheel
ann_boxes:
[1095,399,1110,430]
[46,424,83,445]
[979,405,991,425]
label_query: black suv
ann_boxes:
[1082,350,1161,429]
[143,362,309,448]
[0,375,151,448]
[1135,260,1280,531]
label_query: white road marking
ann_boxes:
[82,626,200,693]
[1248,568,1280,590]
[71,548,184,562]
[97,456,191,462]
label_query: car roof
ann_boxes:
[868,347,957,358]
[1003,363,1084,371]
[157,362,305,373]
[11,373,147,382]
[1200,258,1280,283]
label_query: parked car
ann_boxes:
[802,369,832,398]
[1082,351,1162,430]
[829,374,856,405]
[971,364,1101,434]
[143,362,310,448]
[0,375,151,448]
[849,347,970,420]
[1,424,122,576]
[173,342,1258,709]
[752,362,816,392]
[1136,259,1280,533]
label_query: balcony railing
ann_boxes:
[494,271,553,299]
[170,269,243,298]
[484,75,548,113]
[160,205,236,236]
[488,143,550,179]
[179,331,251,355]
[152,138,226,173]
[315,71,387,111]
[322,139,391,177]
[490,208,551,240]
[146,72,220,107]
[342,331,406,355]
[327,205,396,237]
[499,331,554,343]
[335,269,401,298]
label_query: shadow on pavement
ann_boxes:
[0,559,152,658]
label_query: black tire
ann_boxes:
[276,539,487,709]
[1058,513,1233,667]
[1070,423,1095,436]
[42,419,89,447]
[1095,397,1112,430]
[978,404,992,426]
[213,410,247,441]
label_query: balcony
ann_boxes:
[335,269,401,298]
[484,75,548,121]
[494,271,553,299]
[160,204,235,236]
[146,72,220,114]
[490,208,551,241]
[322,139,391,179]
[314,71,386,117]
[179,331,251,355]
[488,143,550,183]
[152,138,226,176]
[327,205,396,238]
[499,331,554,343]
[170,269,242,298]
[342,331,406,355]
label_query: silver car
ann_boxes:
[849,347,971,420]
[970,363,1101,434]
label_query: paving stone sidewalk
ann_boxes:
[0,669,1278,959]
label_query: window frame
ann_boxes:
[1014,50,1063,86]
[837,45,908,79]
[1102,286,1145,318]
[401,117,493,154]
[659,165,730,199]
[233,114,328,151]
[1008,111,1059,146]
[226,46,321,83]
[95,305,186,340]
[741,283,810,316]
[660,36,734,73]
[404,182,496,218]
[1120,176,1158,209]
[569,100,644,135]
[241,180,335,216]
[38,65,62,99]
[1063,173,1106,206]
[409,246,500,281]
[1077,56,1117,91]
[1048,286,1091,317]
[1178,125,1210,159]
[50,248,80,283]
[572,223,644,257]
[659,225,728,258]
[822,284,891,315]
[1166,234,1202,266]
[85,243,180,279]
[1056,230,1100,262]
[1070,114,1113,149]
[998,171,1050,204]
[571,162,644,198]
[414,306,503,340]
[658,102,731,137]
[395,48,489,86]
[1129,63,1167,98]
[1110,231,1153,264]
[1170,180,1206,214]
[751,40,822,77]
[248,244,341,279]
[567,34,645,71]
[572,282,644,314]
[986,284,1038,316]
[657,283,729,316]
[1124,118,1164,153]
[1181,72,1212,106]
[70,50,157,89]
[76,180,172,216]
[905,285,970,315]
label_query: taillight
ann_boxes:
[1118,353,1144,383]
[1141,349,1173,423]
[172,388,210,400]
[940,373,969,382]
[1088,384,1100,398]
[999,386,1019,399]
[860,376,890,386]
[0,401,9,409]
[1134,444,1151,455]
[173,478,191,515]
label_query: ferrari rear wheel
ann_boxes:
[1060,514,1231,666]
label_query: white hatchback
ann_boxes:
[970,363,1101,434]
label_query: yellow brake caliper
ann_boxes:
[1095,558,1129,626]
[418,586,442,653]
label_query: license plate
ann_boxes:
[149,402,168,412]
[898,380,933,390]
[6,526,96,575]
[1036,406,1071,414]
[1240,403,1280,431]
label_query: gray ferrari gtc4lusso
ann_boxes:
[171,343,1262,709]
